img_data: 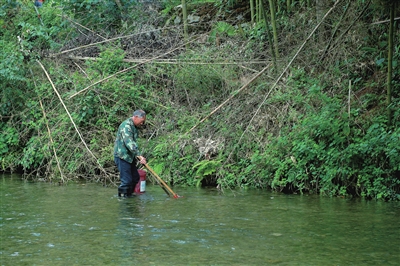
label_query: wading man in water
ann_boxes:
[114,110,147,197]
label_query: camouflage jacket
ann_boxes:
[113,118,141,163]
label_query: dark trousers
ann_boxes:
[114,157,139,194]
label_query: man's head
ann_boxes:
[132,109,146,127]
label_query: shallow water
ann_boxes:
[1,174,399,265]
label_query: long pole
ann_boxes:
[141,161,180,198]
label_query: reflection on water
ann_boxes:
[1,174,400,265]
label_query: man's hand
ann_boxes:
[137,156,147,164]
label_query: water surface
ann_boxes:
[1,174,399,265]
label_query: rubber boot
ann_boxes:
[126,186,134,197]
[118,186,129,197]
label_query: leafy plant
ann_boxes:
[209,21,236,43]
[192,159,222,187]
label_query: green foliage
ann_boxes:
[88,46,127,76]
[0,0,399,201]
[0,124,19,160]
[209,21,236,43]
[141,132,205,187]
[65,0,123,29]
[21,136,48,171]
[245,70,400,200]
[0,41,26,84]
[248,22,268,41]
[160,0,181,14]
[192,159,221,187]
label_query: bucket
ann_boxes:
[134,169,146,194]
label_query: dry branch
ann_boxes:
[66,55,270,66]
[38,99,65,182]
[371,17,400,25]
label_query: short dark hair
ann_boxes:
[133,109,146,118]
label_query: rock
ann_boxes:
[188,14,200,23]
[174,16,181,25]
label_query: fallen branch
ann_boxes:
[66,55,269,66]
[371,17,400,25]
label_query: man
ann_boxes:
[114,110,147,197]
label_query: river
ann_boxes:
[1,174,399,265]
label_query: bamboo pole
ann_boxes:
[371,17,400,25]
[66,55,269,65]
[33,5,44,26]
[348,80,351,138]
[268,0,279,59]
[39,99,65,183]
[250,0,255,25]
[141,160,180,198]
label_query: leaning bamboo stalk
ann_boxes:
[39,99,65,183]
[37,60,110,179]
